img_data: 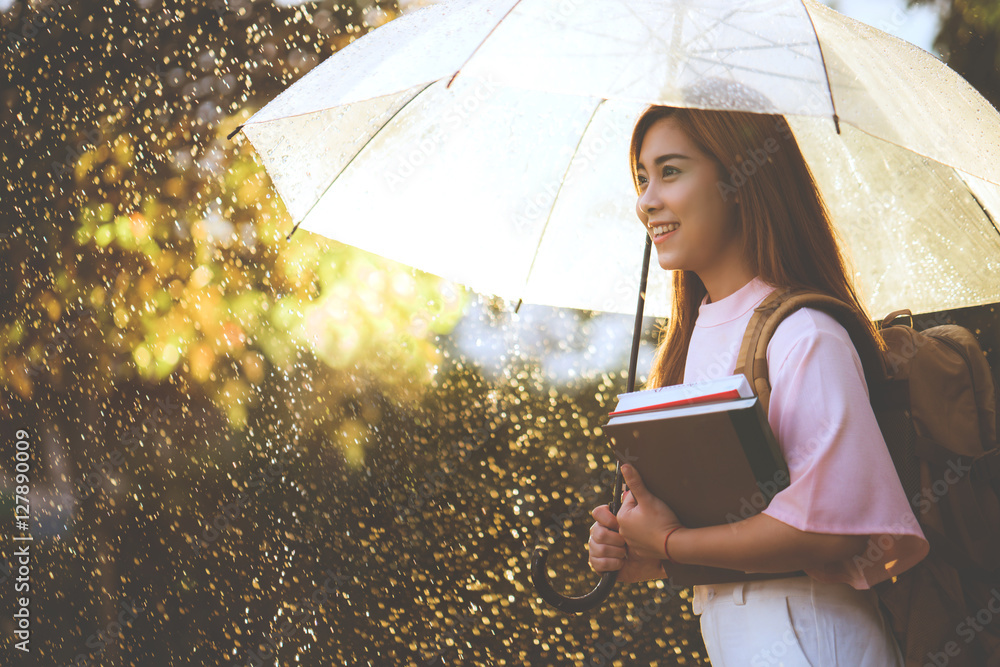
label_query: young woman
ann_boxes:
[587,105,930,666]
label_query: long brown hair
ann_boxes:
[630,105,885,389]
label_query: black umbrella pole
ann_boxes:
[531,235,652,613]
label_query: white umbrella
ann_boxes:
[234,0,1000,319]
[232,0,1000,613]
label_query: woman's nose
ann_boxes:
[637,186,660,217]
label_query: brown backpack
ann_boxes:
[734,287,1000,667]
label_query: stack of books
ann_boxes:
[603,375,796,585]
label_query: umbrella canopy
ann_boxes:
[236,0,1000,319]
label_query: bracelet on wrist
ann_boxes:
[662,526,682,563]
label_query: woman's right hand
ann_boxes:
[589,504,667,584]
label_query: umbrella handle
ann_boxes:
[531,236,652,614]
[530,460,625,613]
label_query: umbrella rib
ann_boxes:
[446,0,525,89]
[284,81,435,241]
[967,187,1000,240]
[684,54,827,85]
[689,41,816,55]
[799,0,841,134]
[686,9,820,62]
[519,99,607,302]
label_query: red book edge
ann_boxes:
[607,388,742,417]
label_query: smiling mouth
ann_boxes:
[650,223,679,241]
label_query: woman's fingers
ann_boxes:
[591,504,620,532]
[588,536,627,560]
[588,537,627,573]
[589,555,625,573]
[590,523,626,549]
[589,504,627,573]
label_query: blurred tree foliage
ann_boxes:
[0,0,465,438]
[910,0,1000,109]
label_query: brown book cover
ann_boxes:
[604,395,802,586]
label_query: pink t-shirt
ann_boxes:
[684,275,929,589]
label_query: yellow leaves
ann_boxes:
[189,265,213,289]
[112,131,134,165]
[164,177,186,198]
[189,342,215,383]
[268,241,470,395]
[111,214,137,249]
[189,217,210,244]
[129,212,150,238]
[40,291,62,322]
[162,341,181,365]
[80,204,159,254]
[235,171,268,208]
[135,273,157,299]
[96,201,114,222]
[240,351,266,384]
[113,306,129,330]
[5,319,25,347]
[74,201,112,243]
[75,150,98,183]
[186,283,223,335]
[103,162,122,184]
[95,223,115,246]
[51,104,469,431]
[391,270,417,298]
[133,343,152,370]
[335,418,369,467]
[89,284,106,307]
[217,377,252,430]
[166,277,185,302]
[220,320,246,353]
[5,359,34,400]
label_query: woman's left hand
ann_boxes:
[617,464,685,560]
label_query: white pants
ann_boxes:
[692,576,904,666]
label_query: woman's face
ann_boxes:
[635,116,744,279]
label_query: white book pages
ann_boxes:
[606,396,758,427]
[612,375,753,415]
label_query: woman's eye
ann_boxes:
[662,167,678,177]
[637,175,648,185]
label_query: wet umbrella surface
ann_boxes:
[2,1,1000,666]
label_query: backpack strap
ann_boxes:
[736,287,888,416]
